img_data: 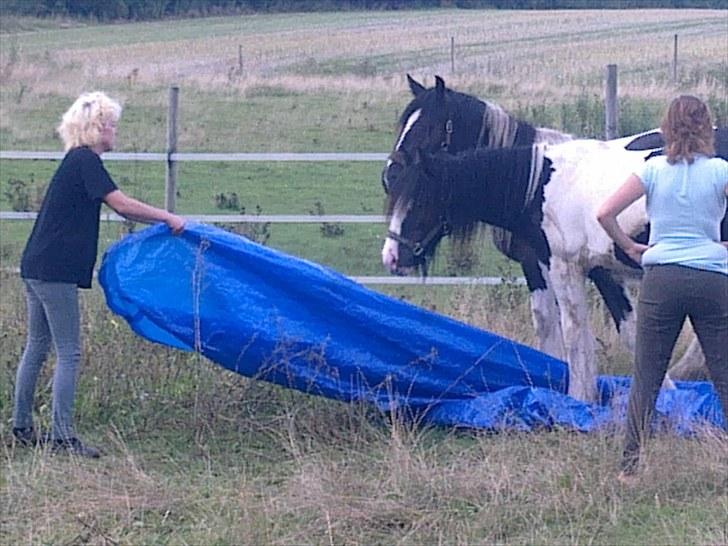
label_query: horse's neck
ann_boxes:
[535,127,572,144]
[468,147,545,231]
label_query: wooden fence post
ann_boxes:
[165,85,179,212]
[605,64,618,140]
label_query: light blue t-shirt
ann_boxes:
[637,154,728,275]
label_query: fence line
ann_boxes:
[0,211,386,223]
[0,211,524,286]
[0,151,389,162]
[0,266,525,287]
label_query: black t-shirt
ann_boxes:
[20,146,118,288]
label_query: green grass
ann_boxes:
[0,159,519,277]
[1,275,724,545]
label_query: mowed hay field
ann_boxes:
[1,9,727,545]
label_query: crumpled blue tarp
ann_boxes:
[99,223,725,433]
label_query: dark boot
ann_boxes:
[12,427,44,447]
[51,437,102,458]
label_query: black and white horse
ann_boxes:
[381,75,720,381]
[384,142,655,402]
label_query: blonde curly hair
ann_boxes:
[661,95,715,165]
[57,91,122,151]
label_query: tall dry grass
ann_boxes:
[2,272,725,544]
[0,9,726,127]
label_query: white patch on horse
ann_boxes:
[385,109,422,172]
[530,279,566,360]
[535,127,573,144]
[525,143,546,212]
[539,140,648,400]
[543,140,648,263]
[382,206,407,272]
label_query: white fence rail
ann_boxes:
[0,128,524,285]
[0,151,389,162]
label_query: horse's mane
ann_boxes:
[482,101,519,148]
[388,146,551,246]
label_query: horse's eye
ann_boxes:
[440,141,448,149]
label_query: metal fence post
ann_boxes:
[605,64,618,140]
[165,85,179,212]
[451,36,455,74]
[672,34,678,83]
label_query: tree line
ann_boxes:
[0,0,723,21]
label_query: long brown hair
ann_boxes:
[660,95,715,164]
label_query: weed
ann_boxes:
[220,204,271,246]
[213,191,239,211]
[310,201,345,239]
[3,176,44,212]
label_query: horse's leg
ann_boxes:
[550,258,598,402]
[494,229,566,360]
[666,336,707,381]
[588,267,637,352]
[521,258,566,360]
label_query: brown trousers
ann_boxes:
[621,264,728,473]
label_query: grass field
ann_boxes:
[1,8,727,545]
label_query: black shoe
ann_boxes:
[12,427,43,447]
[51,437,102,459]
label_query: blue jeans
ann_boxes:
[13,279,81,441]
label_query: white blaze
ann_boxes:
[385,109,422,171]
[381,206,406,272]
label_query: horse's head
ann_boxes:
[382,150,452,276]
[382,75,477,195]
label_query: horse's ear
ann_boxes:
[435,75,446,98]
[407,74,426,97]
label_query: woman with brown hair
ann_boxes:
[12,92,185,458]
[597,95,728,481]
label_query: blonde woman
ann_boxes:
[597,95,728,482]
[12,92,185,458]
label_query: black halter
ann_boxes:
[442,119,453,151]
[387,218,452,259]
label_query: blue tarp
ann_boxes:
[99,223,725,433]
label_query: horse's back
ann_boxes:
[542,140,648,264]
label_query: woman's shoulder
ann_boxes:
[65,146,99,158]
[705,155,728,166]
[700,155,728,176]
[644,154,669,167]
[64,146,102,165]
[640,154,669,176]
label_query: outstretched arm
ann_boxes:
[104,190,185,234]
[596,174,648,264]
